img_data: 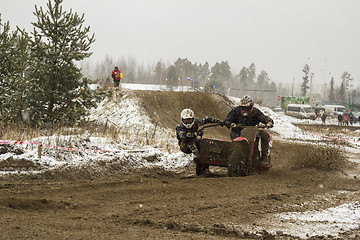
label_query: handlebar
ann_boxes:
[230,122,271,129]
[196,123,223,138]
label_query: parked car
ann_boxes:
[272,107,284,113]
[324,105,346,118]
[285,104,316,120]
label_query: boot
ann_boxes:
[260,144,272,168]
[259,154,271,168]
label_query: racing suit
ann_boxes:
[223,106,274,162]
[176,117,222,154]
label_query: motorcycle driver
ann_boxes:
[223,95,274,167]
[176,108,223,154]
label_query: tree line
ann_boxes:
[82,57,278,94]
[1,0,358,127]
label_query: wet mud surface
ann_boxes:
[1,91,360,239]
[1,134,359,239]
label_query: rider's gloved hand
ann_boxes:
[230,123,237,128]
[219,121,225,127]
[186,132,195,138]
[266,122,274,128]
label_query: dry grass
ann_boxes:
[0,121,175,150]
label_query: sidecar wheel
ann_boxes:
[196,163,209,176]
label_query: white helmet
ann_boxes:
[181,108,195,129]
[239,95,254,116]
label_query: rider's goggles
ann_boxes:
[182,118,194,124]
[240,106,253,114]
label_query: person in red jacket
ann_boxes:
[111,66,122,88]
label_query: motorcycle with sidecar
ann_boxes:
[188,123,272,176]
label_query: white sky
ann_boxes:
[1,0,360,86]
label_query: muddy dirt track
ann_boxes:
[1,91,360,239]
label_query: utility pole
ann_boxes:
[291,77,294,96]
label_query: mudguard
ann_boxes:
[199,138,250,167]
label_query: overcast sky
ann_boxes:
[1,0,360,86]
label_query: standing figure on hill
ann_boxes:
[223,95,274,167]
[111,66,123,88]
[176,108,223,156]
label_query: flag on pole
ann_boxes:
[186,77,197,82]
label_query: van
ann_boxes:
[285,104,316,120]
[324,105,346,118]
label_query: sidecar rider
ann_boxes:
[223,95,274,167]
[176,108,223,154]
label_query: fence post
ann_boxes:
[38,144,42,159]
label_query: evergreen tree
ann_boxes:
[248,63,256,88]
[338,80,346,102]
[197,62,210,89]
[208,61,231,94]
[154,61,166,86]
[301,64,310,96]
[341,71,353,101]
[0,17,30,122]
[237,67,248,89]
[256,70,270,89]
[166,65,178,89]
[174,58,195,86]
[27,0,95,124]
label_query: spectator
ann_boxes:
[321,112,327,124]
[111,66,123,88]
[338,114,343,126]
[349,112,354,125]
[343,114,349,126]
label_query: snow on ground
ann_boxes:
[1,91,360,239]
[265,201,360,238]
[1,92,359,174]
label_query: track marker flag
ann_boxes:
[186,77,197,82]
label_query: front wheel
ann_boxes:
[196,163,209,176]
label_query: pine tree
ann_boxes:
[338,81,346,102]
[248,63,256,88]
[208,61,231,94]
[301,64,310,96]
[256,70,270,89]
[166,65,178,89]
[237,67,248,89]
[27,0,95,124]
[0,17,30,122]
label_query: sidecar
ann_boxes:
[195,126,270,176]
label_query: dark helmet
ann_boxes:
[239,95,254,116]
[114,66,118,70]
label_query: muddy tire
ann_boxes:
[227,149,245,177]
[196,163,208,176]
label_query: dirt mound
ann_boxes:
[132,90,234,139]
